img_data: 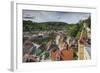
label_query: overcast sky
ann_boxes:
[23,10,90,24]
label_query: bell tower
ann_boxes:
[78,23,90,60]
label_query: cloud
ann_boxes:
[23,10,90,24]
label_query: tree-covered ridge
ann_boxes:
[23,21,68,31]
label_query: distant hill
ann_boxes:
[23,20,76,31]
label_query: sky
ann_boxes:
[23,10,90,24]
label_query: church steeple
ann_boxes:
[78,23,90,60]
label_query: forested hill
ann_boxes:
[23,20,80,31]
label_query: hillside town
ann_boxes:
[23,22,91,62]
